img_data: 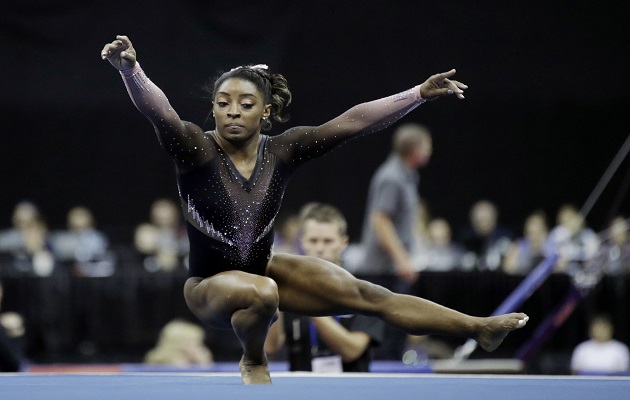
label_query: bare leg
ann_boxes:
[348,290,527,352]
[184,272,279,384]
[267,253,528,352]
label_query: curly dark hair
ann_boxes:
[211,66,292,131]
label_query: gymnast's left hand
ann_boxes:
[419,69,467,100]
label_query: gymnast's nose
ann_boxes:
[227,103,240,118]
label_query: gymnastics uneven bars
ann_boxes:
[453,254,559,360]
[455,132,630,360]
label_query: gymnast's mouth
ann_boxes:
[225,123,244,130]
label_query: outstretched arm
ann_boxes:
[273,70,467,165]
[310,317,371,363]
[101,35,211,170]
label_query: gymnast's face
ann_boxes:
[300,220,348,265]
[213,78,271,143]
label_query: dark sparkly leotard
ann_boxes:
[120,62,425,278]
[179,133,293,277]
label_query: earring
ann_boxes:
[262,116,271,130]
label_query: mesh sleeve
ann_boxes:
[269,86,425,166]
[120,63,214,169]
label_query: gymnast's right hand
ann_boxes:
[101,35,136,71]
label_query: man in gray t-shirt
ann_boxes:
[358,123,432,285]
[356,123,432,360]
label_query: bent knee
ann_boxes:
[184,275,279,327]
[248,276,280,315]
[222,274,279,316]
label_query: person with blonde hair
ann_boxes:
[265,203,385,372]
[145,319,213,366]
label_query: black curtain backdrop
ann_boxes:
[1,1,629,243]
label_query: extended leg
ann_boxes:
[266,253,528,352]
[184,272,279,384]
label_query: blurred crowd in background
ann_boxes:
[0,195,628,374]
[2,195,628,281]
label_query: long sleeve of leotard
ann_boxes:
[270,86,426,165]
[120,63,212,168]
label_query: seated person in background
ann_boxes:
[144,319,213,367]
[131,199,190,273]
[51,206,109,261]
[265,203,385,372]
[272,211,302,255]
[0,281,24,372]
[503,211,549,275]
[458,200,513,271]
[50,206,113,276]
[544,204,599,274]
[19,220,55,277]
[599,216,630,275]
[413,218,463,272]
[133,223,180,273]
[0,201,55,277]
[571,315,629,375]
[0,200,41,253]
[150,198,189,259]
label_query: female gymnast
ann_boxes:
[101,35,529,384]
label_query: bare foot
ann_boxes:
[239,355,272,385]
[475,313,529,352]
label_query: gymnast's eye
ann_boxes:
[241,103,254,110]
[217,101,228,107]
